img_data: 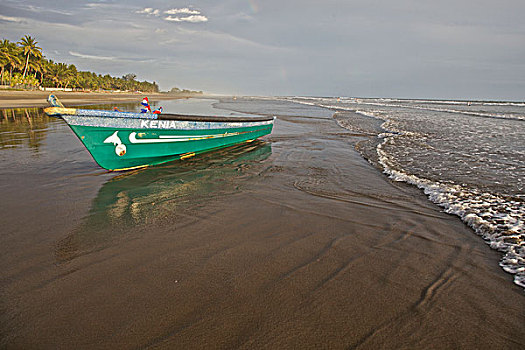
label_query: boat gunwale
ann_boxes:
[72,108,275,123]
[157,113,274,123]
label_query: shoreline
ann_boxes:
[0,90,204,109]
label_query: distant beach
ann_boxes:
[0,90,196,109]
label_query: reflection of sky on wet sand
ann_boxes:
[54,141,272,263]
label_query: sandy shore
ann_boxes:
[0,90,193,109]
[1,97,523,349]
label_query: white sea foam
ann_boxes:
[283,96,525,121]
[370,110,525,289]
[377,139,525,287]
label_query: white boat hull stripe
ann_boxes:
[128,131,243,143]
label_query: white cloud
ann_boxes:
[84,3,115,9]
[136,8,160,16]
[165,15,208,23]
[68,51,156,64]
[69,51,116,61]
[0,14,24,22]
[165,8,201,15]
[25,5,73,16]
[136,8,153,14]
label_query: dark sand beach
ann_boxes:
[0,90,190,109]
[1,97,523,349]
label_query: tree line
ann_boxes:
[0,35,159,93]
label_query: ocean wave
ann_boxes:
[373,98,525,107]
[291,96,525,107]
[356,101,524,122]
[357,107,525,288]
[367,110,525,289]
[377,140,525,288]
[284,97,525,122]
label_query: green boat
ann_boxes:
[44,95,275,171]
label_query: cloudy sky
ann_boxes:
[1,0,524,100]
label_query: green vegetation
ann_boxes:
[169,87,203,95]
[0,35,159,92]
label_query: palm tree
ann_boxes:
[64,64,77,89]
[18,35,42,78]
[48,62,67,87]
[2,41,22,85]
[41,59,52,87]
[29,59,43,84]
[0,39,9,84]
[38,58,50,85]
[2,35,161,91]
[76,71,91,91]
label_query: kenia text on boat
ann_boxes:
[44,95,275,171]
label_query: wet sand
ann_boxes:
[0,90,193,109]
[1,98,523,349]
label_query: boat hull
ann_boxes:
[60,113,274,171]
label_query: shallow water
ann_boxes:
[284,96,525,288]
[0,99,271,263]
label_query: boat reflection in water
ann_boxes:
[55,141,272,263]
